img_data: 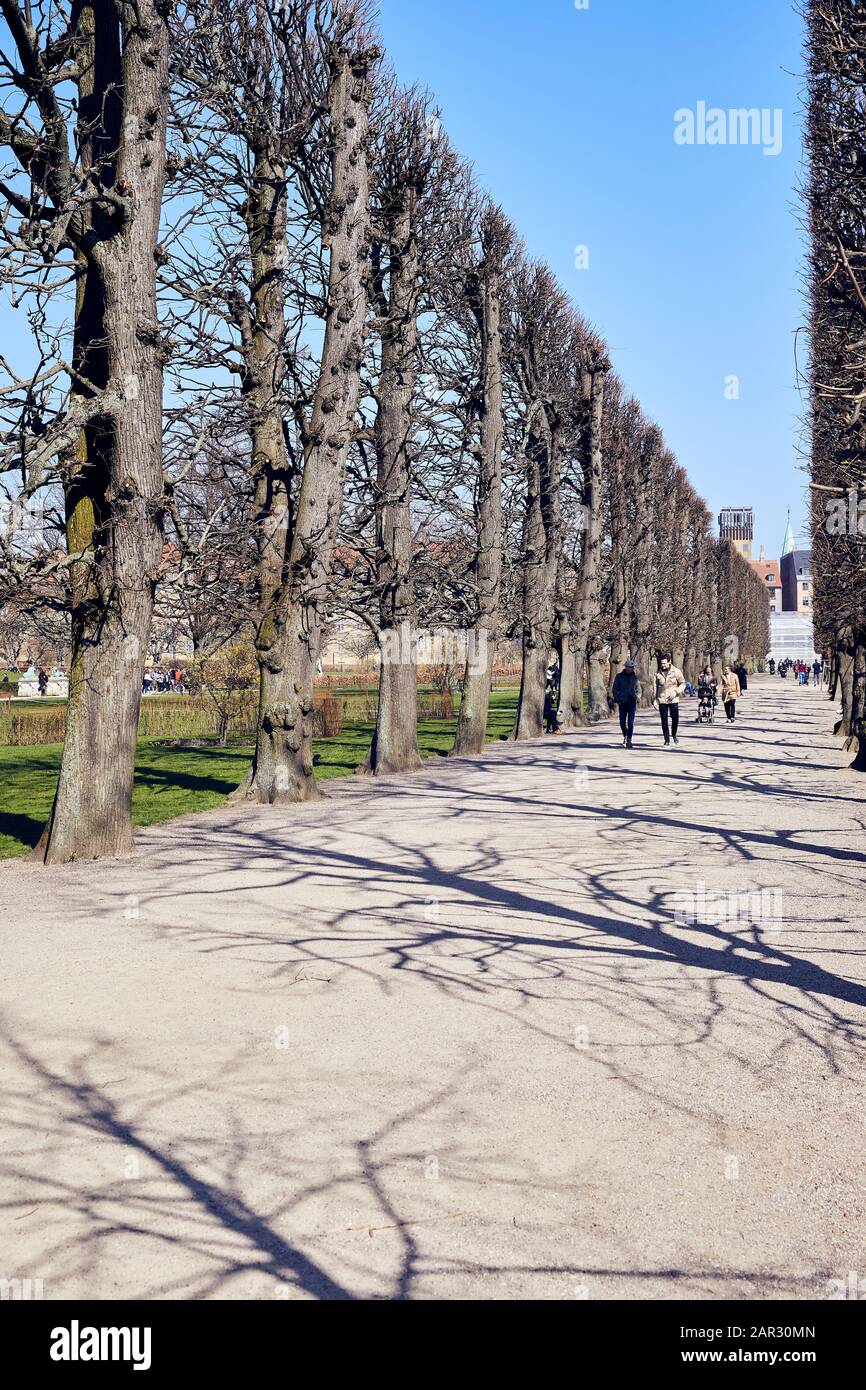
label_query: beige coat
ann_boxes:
[654,666,686,705]
[719,670,741,701]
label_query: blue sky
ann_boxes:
[377,0,808,562]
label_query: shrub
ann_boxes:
[198,643,259,745]
[1,707,67,745]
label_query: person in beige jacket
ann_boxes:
[719,665,741,722]
[653,655,686,746]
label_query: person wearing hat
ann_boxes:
[611,658,641,748]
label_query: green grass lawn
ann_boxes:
[0,689,519,859]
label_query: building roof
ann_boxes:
[781,549,812,574]
[782,517,795,555]
[749,558,781,589]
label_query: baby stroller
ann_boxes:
[697,681,716,724]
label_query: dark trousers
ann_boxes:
[618,700,636,742]
[659,702,679,742]
[724,700,736,721]
[543,694,558,733]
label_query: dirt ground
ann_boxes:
[1,676,864,1300]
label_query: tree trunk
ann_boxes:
[606,433,630,701]
[38,1,170,864]
[632,447,656,706]
[516,643,549,740]
[608,616,630,699]
[454,630,496,755]
[827,646,839,701]
[560,363,608,727]
[368,622,421,774]
[228,145,294,793]
[635,649,655,704]
[453,253,504,756]
[366,186,422,775]
[849,628,866,770]
[557,631,580,729]
[514,413,559,741]
[237,41,373,803]
[837,633,854,739]
[668,506,690,676]
[586,644,610,721]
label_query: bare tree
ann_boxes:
[507,261,570,740]
[1,0,171,862]
[359,85,457,775]
[804,0,866,767]
[170,0,380,802]
[557,327,610,727]
[243,2,378,801]
[449,203,514,755]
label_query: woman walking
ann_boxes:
[719,664,741,723]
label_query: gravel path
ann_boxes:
[1,675,865,1301]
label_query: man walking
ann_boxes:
[612,658,640,749]
[653,654,686,747]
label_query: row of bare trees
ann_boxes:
[590,397,769,716]
[804,0,866,770]
[1,0,768,864]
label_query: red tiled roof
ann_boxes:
[749,558,781,589]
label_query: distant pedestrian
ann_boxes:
[812,659,821,687]
[543,661,561,734]
[37,667,48,696]
[720,665,741,722]
[612,658,640,749]
[734,661,748,693]
[768,658,776,675]
[653,654,686,747]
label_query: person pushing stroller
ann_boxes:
[696,665,717,724]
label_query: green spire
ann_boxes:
[782,511,795,556]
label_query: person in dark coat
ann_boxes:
[612,659,641,749]
[543,662,561,734]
